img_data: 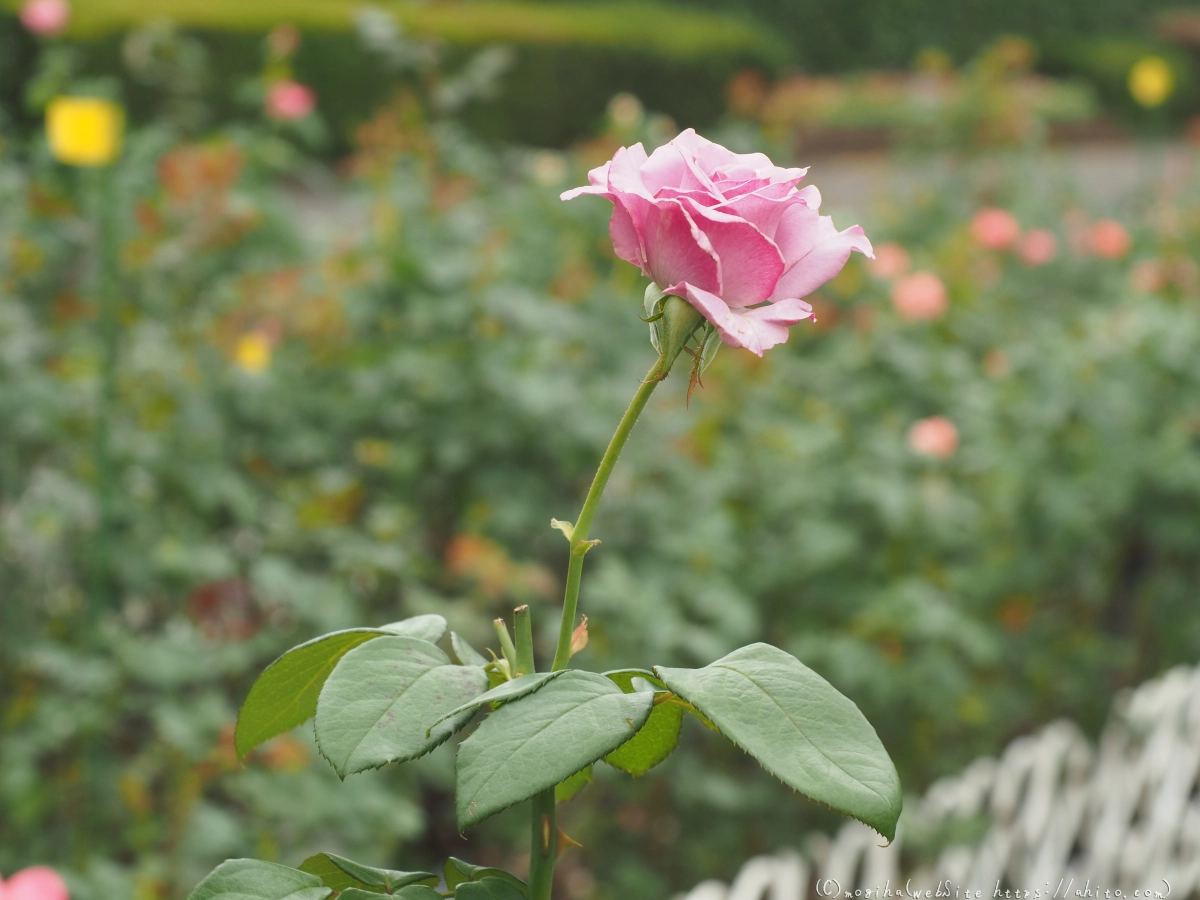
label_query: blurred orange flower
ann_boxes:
[891,271,947,321]
[1018,228,1058,266]
[1090,219,1132,259]
[868,242,910,279]
[907,416,959,459]
[970,208,1020,250]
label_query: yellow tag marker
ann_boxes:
[46,97,124,166]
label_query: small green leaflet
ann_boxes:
[187,859,331,900]
[297,853,437,893]
[429,670,566,733]
[455,878,528,900]
[451,632,490,667]
[455,670,654,831]
[602,669,682,775]
[235,629,387,760]
[315,636,488,777]
[443,859,527,894]
[339,890,442,900]
[555,765,593,803]
[379,614,448,643]
[655,643,903,841]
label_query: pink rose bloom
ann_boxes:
[561,128,872,356]
[0,867,70,900]
[19,0,70,36]
[907,416,958,459]
[868,242,910,279]
[891,271,947,321]
[970,208,1020,250]
[265,80,316,122]
[1090,219,1131,259]
[1018,228,1058,266]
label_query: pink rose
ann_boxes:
[970,208,1020,250]
[1018,228,1057,266]
[561,128,872,356]
[265,80,316,122]
[0,867,70,900]
[1090,219,1131,259]
[19,0,70,36]
[907,416,958,459]
[891,271,947,321]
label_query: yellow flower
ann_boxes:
[1128,56,1174,109]
[234,333,272,373]
[46,97,124,166]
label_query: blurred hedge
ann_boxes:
[674,0,1199,71]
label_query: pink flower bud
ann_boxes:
[1090,219,1131,259]
[265,80,316,122]
[1,866,70,900]
[19,0,70,36]
[1018,228,1058,266]
[907,416,958,459]
[891,271,947,321]
[970,208,1020,250]
[868,242,910,279]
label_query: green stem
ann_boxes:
[550,357,665,671]
[514,605,536,675]
[528,787,557,900]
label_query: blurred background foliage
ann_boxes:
[4,2,1200,900]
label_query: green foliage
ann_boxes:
[554,766,593,803]
[675,0,1188,71]
[235,629,386,759]
[602,670,684,776]
[657,644,903,841]
[443,858,528,893]
[432,671,565,731]
[455,878,529,900]
[455,671,655,830]
[187,859,331,900]
[381,614,449,643]
[296,852,438,893]
[314,636,489,776]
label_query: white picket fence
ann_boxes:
[682,663,1200,900]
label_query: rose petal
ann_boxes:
[771,200,822,264]
[608,201,647,271]
[640,200,720,294]
[678,200,784,307]
[714,182,807,242]
[671,283,811,357]
[770,218,873,302]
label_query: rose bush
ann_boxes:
[563,128,873,356]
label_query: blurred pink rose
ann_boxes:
[265,80,316,122]
[868,242,910,279]
[1090,219,1131,259]
[19,0,69,36]
[1018,228,1058,266]
[970,208,1020,250]
[0,867,69,900]
[907,416,958,459]
[561,128,872,356]
[891,271,947,321]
